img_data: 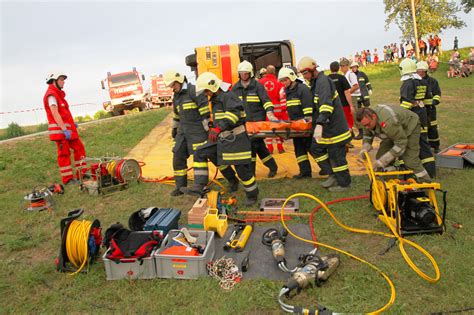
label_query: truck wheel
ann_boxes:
[112,109,124,116]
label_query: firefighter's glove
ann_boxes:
[267,111,279,122]
[202,119,210,132]
[63,129,72,140]
[375,151,395,171]
[171,128,178,139]
[304,116,313,123]
[208,127,221,143]
[368,89,373,96]
[359,142,372,159]
[74,123,78,128]
[313,124,323,142]
[433,99,440,106]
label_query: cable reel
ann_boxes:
[56,209,102,275]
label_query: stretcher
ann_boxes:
[245,120,312,139]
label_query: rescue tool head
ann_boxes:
[238,60,254,79]
[46,72,67,85]
[399,59,417,76]
[163,70,185,87]
[196,72,222,95]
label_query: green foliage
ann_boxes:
[83,115,92,122]
[74,116,86,123]
[6,122,25,138]
[460,0,473,13]
[35,123,48,133]
[384,0,466,39]
[93,110,111,120]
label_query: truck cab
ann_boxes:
[101,67,147,116]
[185,40,296,85]
[148,74,173,108]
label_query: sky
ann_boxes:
[1,0,473,128]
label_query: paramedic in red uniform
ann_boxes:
[43,72,86,185]
[259,65,288,153]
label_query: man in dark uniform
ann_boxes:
[277,67,313,179]
[417,61,442,153]
[232,60,278,177]
[351,61,373,139]
[182,72,259,206]
[163,70,210,196]
[399,59,436,177]
[298,57,352,192]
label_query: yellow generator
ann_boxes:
[367,163,446,236]
[185,40,296,85]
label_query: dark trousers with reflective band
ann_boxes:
[250,138,277,174]
[293,137,312,175]
[352,96,370,131]
[194,144,258,199]
[309,141,351,187]
[173,139,190,189]
[425,105,440,150]
[410,106,436,177]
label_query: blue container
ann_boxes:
[144,208,181,236]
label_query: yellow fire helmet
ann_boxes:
[399,59,417,76]
[163,70,185,87]
[237,60,254,77]
[297,56,318,72]
[416,61,429,71]
[196,72,222,94]
[278,67,298,82]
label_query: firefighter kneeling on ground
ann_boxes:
[182,72,259,206]
[357,105,431,182]
[163,70,210,197]
[43,72,87,185]
[232,61,278,178]
[298,57,352,192]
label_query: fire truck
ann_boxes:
[185,40,296,85]
[148,74,173,108]
[101,67,147,116]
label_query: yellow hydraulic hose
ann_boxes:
[65,220,92,276]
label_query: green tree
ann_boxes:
[6,122,25,138]
[460,0,473,13]
[384,0,466,40]
[84,115,93,122]
[75,116,85,123]
[93,110,111,120]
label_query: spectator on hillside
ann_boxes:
[419,38,428,57]
[367,50,372,64]
[469,48,474,72]
[433,35,441,54]
[373,48,379,64]
[400,43,405,58]
[453,36,459,50]
[427,54,439,72]
[428,35,436,54]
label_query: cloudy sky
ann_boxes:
[1,0,472,127]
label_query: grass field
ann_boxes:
[0,52,473,314]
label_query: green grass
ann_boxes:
[1,55,473,314]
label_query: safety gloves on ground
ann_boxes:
[208,127,221,143]
[359,142,373,159]
[63,129,72,140]
[267,111,279,122]
[313,124,323,142]
[171,128,178,139]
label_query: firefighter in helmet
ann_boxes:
[43,72,87,185]
[399,59,436,177]
[278,67,313,179]
[182,72,259,206]
[232,60,278,178]
[163,69,210,196]
[298,57,352,192]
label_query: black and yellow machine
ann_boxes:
[365,153,447,236]
[186,40,296,84]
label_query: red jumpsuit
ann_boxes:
[43,84,86,184]
[258,73,288,153]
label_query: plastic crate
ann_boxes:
[436,143,474,169]
[102,231,157,280]
[144,208,181,236]
[154,230,215,279]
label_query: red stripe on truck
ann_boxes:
[219,45,232,84]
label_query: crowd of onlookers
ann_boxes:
[347,35,473,78]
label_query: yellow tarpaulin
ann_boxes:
[126,114,377,180]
